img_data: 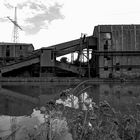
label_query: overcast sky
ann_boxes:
[0,0,140,49]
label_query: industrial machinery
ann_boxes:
[0,24,140,79]
[0,35,97,78]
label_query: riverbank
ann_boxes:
[0,77,140,84]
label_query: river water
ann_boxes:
[0,81,140,138]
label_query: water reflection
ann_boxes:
[0,82,140,138]
[0,95,35,116]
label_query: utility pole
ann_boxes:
[13,7,18,43]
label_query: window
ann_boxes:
[128,90,133,95]
[104,33,111,39]
[51,50,54,60]
[6,45,10,57]
[104,55,111,60]
[115,63,120,71]
[116,67,120,71]
[104,41,108,50]
[20,46,22,50]
[107,57,111,60]
[127,67,132,71]
[104,66,108,71]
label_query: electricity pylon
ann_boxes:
[7,7,22,43]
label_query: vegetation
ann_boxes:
[2,88,140,140]
[30,89,140,140]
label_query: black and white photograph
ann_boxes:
[0,0,140,140]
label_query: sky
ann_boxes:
[0,0,140,49]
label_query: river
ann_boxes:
[0,81,140,138]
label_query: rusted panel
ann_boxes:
[123,29,129,50]
[136,29,140,50]
[88,36,97,47]
[0,45,2,57]
[121,56,127,66]
[44,38,81,51]
[96,25,140,52]
[130,29,135,50]
[114,30,122,51]
[99,56,104,66]
[100,25,112,32]
[132,56,140,65]
[0,43,34,58]
[1,57,39,73]
[94,25,140,78]
[99,33,106,51]
[40,49,55,67]
[56,61,86,76]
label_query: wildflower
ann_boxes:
[40,106,46,113]
[45,100,56,111]
[60,91,67,101]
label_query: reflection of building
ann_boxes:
[99,83,140,114]
[0,25,140,79]
[0,89,36,116]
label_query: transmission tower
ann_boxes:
[7,7,22,43]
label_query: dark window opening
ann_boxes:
[20,46,22,50]
[51,51,54,60]
[104,44,108,50]
[127,67,132,71]
[109,73,113,78]
[107,57,111,60]
[104,55,111,60]
[6,45,10,57]
[115,63,120,71]
[20,54,23,57]
[116,67,120,71]
[104,40,108,50]
[128,90,133,95]
[104,66,108,71]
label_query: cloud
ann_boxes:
[17,0,46,11]
[23,3,64,34]
[3,2,14,9]
[2,0,64,35]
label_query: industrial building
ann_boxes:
[0,24,140,79]
[94,25,140,78]
[0,42,34,64]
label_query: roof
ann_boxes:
[0,42,33,46]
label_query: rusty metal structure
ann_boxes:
[0,24,140,79]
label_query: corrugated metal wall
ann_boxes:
[94,25,140,78]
